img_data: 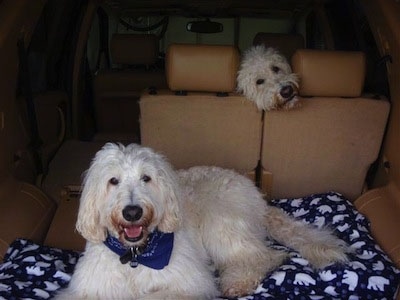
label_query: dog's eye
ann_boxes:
[109,177,119,185]
[141,175,151,183]
[271,66,280,73]
[256,79,265,85]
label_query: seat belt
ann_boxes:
[17,36,44,175]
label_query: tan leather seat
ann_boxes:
[140,44,262,179]
[93,34,167,142]
[354,183,400,267]
[260,49,390,200]
[0,176,56,259]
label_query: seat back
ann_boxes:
[140,44,262,178]
[260,49,390,200]
[253,32,305,61]
[93,34,167,142]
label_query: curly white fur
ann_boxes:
[237,45,300,111]
[56,143,349,299]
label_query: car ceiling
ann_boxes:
[102,0,317,18]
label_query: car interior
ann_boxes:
[0,0,399,298]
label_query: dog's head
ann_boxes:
[237,45,300,111]
[76,143,181,248]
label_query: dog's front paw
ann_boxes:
[300,238,350,269]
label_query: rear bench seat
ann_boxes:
[26,48,391,255]
[93,34,167,143]
[260,49,390,201]
[140,44,262,179]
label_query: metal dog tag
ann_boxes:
[129,258,139,268]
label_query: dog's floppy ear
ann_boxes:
[157,164,182,233]
[75,160,107,243]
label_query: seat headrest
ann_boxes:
[292,49,366,97]
[110,34,158,65]
[253,33,304,60]
[166,44,239,93]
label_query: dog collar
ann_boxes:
[104,229,174,270]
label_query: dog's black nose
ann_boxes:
[280,85,294,99]
[122,205,143,222]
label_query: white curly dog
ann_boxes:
[56,143,349,299]
[237,45,300,111]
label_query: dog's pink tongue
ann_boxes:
[124,225,142,238]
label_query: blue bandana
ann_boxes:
[104,230,174,270]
